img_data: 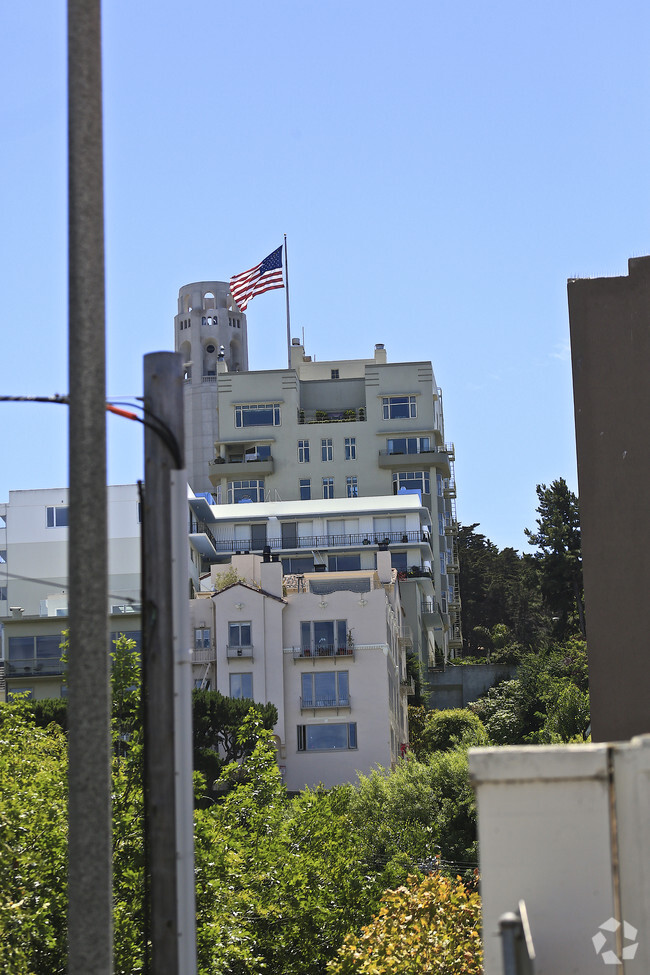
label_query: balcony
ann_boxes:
[291,645,354,660]
[300,695,351,711]
[378,448,451,478]
[443,480,457,499]
[193,649,215,664]
[421,597,438,620]
[298,408,366,424]
[209,455,275,477]
[398,625,413,649]
[226,645,254,660]
[7,657,64,677]
[210,528,430,554]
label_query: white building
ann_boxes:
[190,552,410,792]
[0,484,205,700]
[187,491,448,680]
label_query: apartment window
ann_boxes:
[299,478,311,500]
[346,476,358,498]
[297,722,357,751]
[330,368,340,379]
[282,556,314,574]
[321,438,333,461]
[382,395,416,420]
[194,628,211,650]
[245,444,271,461]
[301,671,349,708]
[230,673,253,700]
[438,513,445,536]
[392,471,430,496]
[322,477,334,499]
[390,551,408,572]
[300,619,347,655]
[440,553,447,575]
[0,550,6,563]
[46,505,69,528]
[437,473,443,497]
[234,403,281,427]
[227,479,265,503]
[328,554,361,572]
[298,439,310,463]
[8,634,63,677]
[228,622,251,647]
[344,437,356,460]
[0,586,7,601]
[386,436,430,454]
[194,678,212,690]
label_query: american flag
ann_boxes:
[229,246,284,311]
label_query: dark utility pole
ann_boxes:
[67,1,112,973]
[143,352,197,975]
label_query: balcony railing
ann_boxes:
[421,597,438,616]
[210,528,430,554]
[8,658,65,677]
[291,645,354,659]
[298,408,366,424]
[226,645,254,659]
[300,696,351,710]
[192,649,214,664]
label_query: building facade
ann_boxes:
[190,552,410,792]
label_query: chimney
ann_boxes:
[376,551,392,584]
[260,560,283,598]
[374,343,387,364]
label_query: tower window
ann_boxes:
[331,369,340,379]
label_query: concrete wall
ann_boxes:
[427,663,518,710]
[568,256,650,740]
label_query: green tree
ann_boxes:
[414,708,488,756]
[0,701,68,975]
[192,689,278,797]
[328,872,482,975]
[525,478,585,638]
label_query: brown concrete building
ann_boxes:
[568,256,650,741]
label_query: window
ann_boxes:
[234,403,281,427]
[228,622,251,647]
[322,477,334,499]
[328,554,361,572]
[299,478,311,500]
[300,619,347,655]
[245,444,271,461]
[437,473,443,496]
[301,671,349,708]
[0,586,6,601]
[282,556,314,574]
[230,673,253,699]
[344,437,356,460]
[298,439,310,462]
[194,678,212,690]
[392,471,430,496]
[46,505,69,528]
[297,722,357,750]
[330,369,340,379]
[386,436,431,454]
[390,551,408,572]
[346,476,358,498]
[382,396,416,420]
[321,438,333,461]
[440,553,447,575]
[194,628,211,650]
[8,634,64,676]
[0,550,6,563]
[227,479,265,503]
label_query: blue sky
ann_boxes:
[2,1,649,550]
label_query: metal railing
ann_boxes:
[300,696,351,709]
[298,407,366,424]
[209,528,430,554]
[226,645,254,659]
[291,645,354,659]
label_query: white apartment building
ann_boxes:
[173,289,461,661]
[187,491,448,685]
[0,484,205,700]
[190,552,410,792]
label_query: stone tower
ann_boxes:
[174,281,249,495]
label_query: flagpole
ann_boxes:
[284,233,291,368]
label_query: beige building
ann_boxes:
[190,552,410,791]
